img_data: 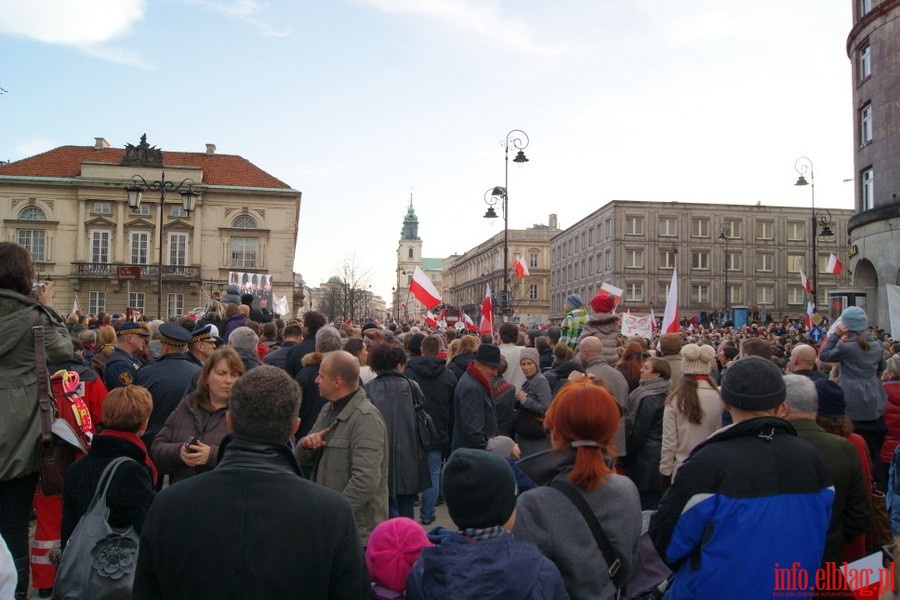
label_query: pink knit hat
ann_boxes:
[365,517,432,592]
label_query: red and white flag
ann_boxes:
[514,255,530,278]
[805,301,814,331]
[599,281,624,312]
[409,266,442,309]
[425,310,437,329]
[479,284,493,335]
[69,295,81,316]
[800,271,813,294]
[826,253,843,275]
[463,312,478,331]
[650,308,657,330]
[660,268,679,334]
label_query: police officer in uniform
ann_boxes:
[135,323,201,450]
[102,321,148,390]
[186,324,215,367]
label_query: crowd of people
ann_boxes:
[1,239,899,598]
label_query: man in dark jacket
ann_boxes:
[134,366,367,600]
[650,357,834,599]
[135,324,200,450]
[262,323,301,371]
[452,344,501,451]
[782,376,871,570]
[405,334,457,525]
[285,310,326,377]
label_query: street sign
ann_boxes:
[116,266,142,280]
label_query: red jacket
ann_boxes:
[880,381,900,463]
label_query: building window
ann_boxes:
[818,253,832,274]
[659,249,677,270]
[605,251,611,270]
[128,292,145,313]
[90,231,110,264]
[18,230,45,262]
[787,254,805,273]
[625,249,643,269]
[756,253,774,272]
[756,285,774,305]
[692,251,709,270]
[659,282,672,301]
[726,252,742,271]
[167,293,184,318]
[862,167,874,210]
[606,219,612,239]
[129,232,150,265]
[626,283,643,302]
[692,218,709,238]
[92,202,111,215]
[859,44,871,80]
[230,237,258,268]
[860,0,871,16]
[691,284,709,304]
[625,216,643,235]
[860,103,873,144]
[728,284,743,304]
[170,205,189,218]
[723,220,742,239]
[530,253,538,268]
[787,222,806,241]
[788,287,805,305]
[18,206,47,221]
[756,221,774,240]
[658,217,677,237]
[529,284,538,300]
[232,215,258,229]
[131,204,150,216]
[169,233,188,266]
[89,291,106,315]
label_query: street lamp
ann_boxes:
[718,224,729,324]
[125,171,199,319]
[483,129,529,319]
[794,157,834,308]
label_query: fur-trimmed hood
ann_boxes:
[301,351,325,367]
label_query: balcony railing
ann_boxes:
[71,263,201,280]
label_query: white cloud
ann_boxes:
[80,44,156,69]
[0,0,145,46]
[184,0,292,36]
[354,0,571,58]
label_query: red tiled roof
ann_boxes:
[0,145,294,190]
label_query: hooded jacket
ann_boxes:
[407,527,568,600]
[0,290,73,479]
[404,355,457,449]
[577,312,620,365]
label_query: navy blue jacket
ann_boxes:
[650,417,834,600]
[102,347,142,389]
[135,353,201,447]
[407,527,568,599]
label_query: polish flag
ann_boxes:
[650,308,657,331]
[409,266,442,309]
[660,268,679,334]
[463,312,478,331]
[69,295,81,316]
[826,254,843,275]
[805,301,814,331]
[514,255,530,278]
[479,284,493,335]
[425,310,438,329]
[800,271,813,294]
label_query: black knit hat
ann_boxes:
[441,448,516,529]
[720,356,785,410]
[815,380,846,418]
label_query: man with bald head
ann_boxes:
[788,344,828,382]
[296,350,389,545]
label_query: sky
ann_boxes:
[0,0,857,305]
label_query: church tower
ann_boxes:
[394,195,423,322]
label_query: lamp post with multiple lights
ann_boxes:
[718,224,729,324]
[794,157,835,308]
[125,172,199,319]
[483,129,529,319]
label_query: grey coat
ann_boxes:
[820,332,887,421]
[518,372,553,457]
[0,290,73,479]
[584,358,629,456]
[295,387,389,546]
[365,370,429,496]
[515,449,642,600]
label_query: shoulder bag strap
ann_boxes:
[33,312,54,445]
[549,479,625,589]
[86,457,136,515]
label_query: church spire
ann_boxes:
[401,192,419,240]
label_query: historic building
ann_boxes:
[443,216,558,327]
[846,0,900,330]
[393,198,443,323]
[0,135,301,319]
[549,200,854,323]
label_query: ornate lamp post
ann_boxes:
[718,224,729,323]
[794,157,835,308]
[483,129,529,319]
[125,172,199,319]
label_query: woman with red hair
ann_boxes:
[513,380,641,600]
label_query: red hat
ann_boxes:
[589,294,616,314]
[365,518,432,592]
